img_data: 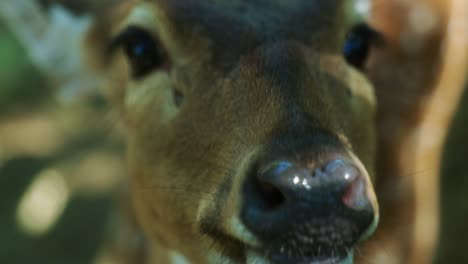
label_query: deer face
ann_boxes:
[94,0,380,263]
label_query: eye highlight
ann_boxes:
[343,23,383,69]
[109,26,170,78]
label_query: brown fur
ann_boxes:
[82,0,467,263]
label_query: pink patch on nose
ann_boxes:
[342,178,369,211]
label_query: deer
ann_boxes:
[86,1,383,263]
[1,0,466,263]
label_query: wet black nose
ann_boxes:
[241,155,376,257]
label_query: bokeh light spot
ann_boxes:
[16,169,70,237]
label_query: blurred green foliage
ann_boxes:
[0,157,111,264]
[0,22,116,264]
[436,87,468,263]
[0,24,50,112]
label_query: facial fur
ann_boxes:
[90,0,380,263]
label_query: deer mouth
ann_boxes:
[247,247,354,264]
[241,216,360,264]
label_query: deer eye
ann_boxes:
[110,26,170,78]
[343,23,383,69]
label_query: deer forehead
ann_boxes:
[105,0,375,119]
[116,0,350,49]
[110,0,367,80]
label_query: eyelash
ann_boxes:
[343,23,383,69]
[109,26,171,78]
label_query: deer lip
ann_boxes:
[268,252,351,264]
[247,248,354,264]
[240,217,360,264]
[250,219,359,263]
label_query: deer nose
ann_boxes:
[241,156,376,249]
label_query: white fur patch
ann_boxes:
[169,251,191,264]
[246,250,355,264]
[246,251,271,264]
[229,217,261,247]
[341,251,355,264]
[120,3,159,33]
[207,251,236,264]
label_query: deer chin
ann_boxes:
[246,249,354,264]
[225,218,356,264]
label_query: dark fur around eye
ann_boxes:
[109,26,170,78]
[343,23,384,69]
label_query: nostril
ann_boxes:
[256,180,286,210]
[254,161,295,210]
[242,156,376,246]
[252,161,294,211]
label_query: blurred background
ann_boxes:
[0,5,132,263]
[0,1,467,264]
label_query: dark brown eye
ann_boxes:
[343,23,383,69]
[110,26,170,78]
